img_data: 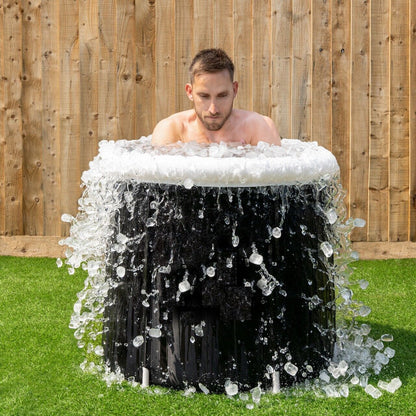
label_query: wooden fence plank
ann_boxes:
[410,1,416,241]
[175,0,193,113]
[234,0,253,111]
[213,0,233,54]
[60,0,80,235]
[98,0,117,142]
[79,0,99,170]
[312,0,332,150]
[4,0,23,236]
[292,0,311,141]
[389,0,409,241]
[331,0,351,202]
[368,0,390,242]
[155,0,175,122]
[22,0,43,235]
[271,0,292,138]
[252,0,271,117]
[136,0,156,136]
[117,0,136,139]
[0,2,5,235]
[42,0,61,236]
[193,0,213,53]
[350,0,370,241]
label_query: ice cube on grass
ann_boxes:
[364,384,382,399]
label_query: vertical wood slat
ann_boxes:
[136,0,156,136]
[60,0,80,235]
[3,1,24,236]
[234,0,253,111]
[369,0,390,241]
[0,2,6,234]
[117,0,136,139]
[350,0,370,241]
[252,0,271,117]
[22,0,43,235]
[411,0,416,241]
[331,1,351,200]
[155,0,175,123]
[175,0,192,113]
[193,0,213,53]
[271,0,292,138]
[312,0,332,150]
[390,0,409,241]
[213,0,233,54]
[42,0,61,236]
[292,0,312,141]
[79,0,99,171]
[98,0,117,142]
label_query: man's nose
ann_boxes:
[208,101,218,114]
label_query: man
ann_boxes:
[151,48,281,146]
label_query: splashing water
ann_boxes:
[60,137,399,400]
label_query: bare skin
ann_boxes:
[152,70,281,146]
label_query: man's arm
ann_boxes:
[151,117,181,146]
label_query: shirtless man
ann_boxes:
[151,48,281,146]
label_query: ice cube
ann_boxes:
[250,386,262,403]
[325,208,338,224]
[183,178,194,189]
[381,333,394,342]
[320,241,333,258]
[364,384,382,399]
[56,258,63,268]
[225,381,239,396]
[148,328,162,338]
[198,383,210,394]
[61,213,74,223]
[249,253,263,265]
[133,335,144,347]
[353,218,366,228]
[284,362,298,376]
[384,347,395,358]
[358,279,369,290]
[179,279,191,293]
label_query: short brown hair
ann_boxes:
[189,48,234,83]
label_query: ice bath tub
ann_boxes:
[66,137,342,392]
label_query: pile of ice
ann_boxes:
[82,136,340,187]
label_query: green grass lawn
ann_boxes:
[0,256,415,415]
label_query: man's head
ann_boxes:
[189,48,234,84]
[186,49,238,132]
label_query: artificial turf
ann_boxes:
[0,256,415,415]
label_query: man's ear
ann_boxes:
[185,83,193,101]
[233,81,238,98]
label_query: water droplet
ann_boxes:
[206,266,216,277]
[116,266,125,278]
[190,336,195,344]
[232,235,240,247]
[272,227,282,238]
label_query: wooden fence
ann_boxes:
[0,0,415,258]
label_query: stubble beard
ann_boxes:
[195,106,233,131]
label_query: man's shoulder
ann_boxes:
[152,111,193,145]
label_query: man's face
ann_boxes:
[186,70,238,131]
